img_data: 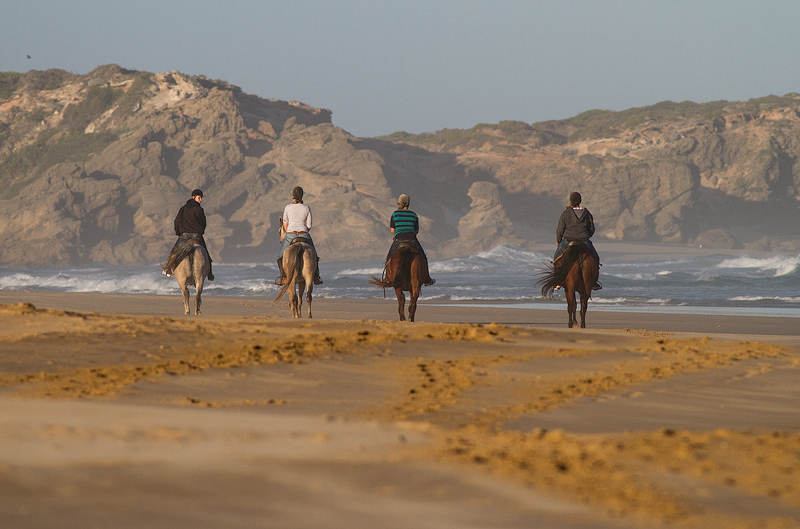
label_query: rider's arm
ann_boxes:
[556,210,567,243]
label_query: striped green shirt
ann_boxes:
[390,209,419,237]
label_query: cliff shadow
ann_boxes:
[353,138,479,245]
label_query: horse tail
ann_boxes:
[368,275,392,288]
[273,244,302,304]
[194,245,209,281]
[536,244,584,297]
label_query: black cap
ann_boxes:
[191,189,204,197]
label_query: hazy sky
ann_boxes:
[3,1,800,137]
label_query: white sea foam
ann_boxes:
[716,255,800,277]
[590,297,628,304]
[727,295,800,303]
[338,267,384,276]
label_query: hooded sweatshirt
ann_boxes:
[174,199,207,236]
[556,206,595,243]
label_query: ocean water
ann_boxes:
[1,244,799,317]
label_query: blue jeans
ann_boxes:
[554,239,599,262]
[277,233,316,259]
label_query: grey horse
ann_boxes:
[172,242,210,315]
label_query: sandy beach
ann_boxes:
[0,290,798,528]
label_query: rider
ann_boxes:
[385,193,435,286]
[276,186,322,286]
[554,191,600,290]
[162,188,214,281]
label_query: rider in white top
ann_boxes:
[282,202,312,233]
[276,186,322,285]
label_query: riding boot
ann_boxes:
[275,259,286,286]
[207,260,215,282]
[314,257,323,285]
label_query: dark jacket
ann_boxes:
[556,207,595,243]
[174,199,207,236]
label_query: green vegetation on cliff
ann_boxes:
[381,94,800,148]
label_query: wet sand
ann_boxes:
[0,290,798,528]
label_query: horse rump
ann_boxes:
[370,245,417,290]
[273,241,314,304]
[536,243,585,297]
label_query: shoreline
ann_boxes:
[1,289,798,343]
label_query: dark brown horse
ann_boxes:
[369,244,425,322]
[537,242,599,328]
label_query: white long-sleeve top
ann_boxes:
[283,203,312,232]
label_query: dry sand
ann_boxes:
[0,289,798,528]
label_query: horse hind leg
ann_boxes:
[408,289,419,322]
[566,290,577,328]
[290,288,300,318]
[195,281,204,316]
[395,288,406,321]
[297,282,306,318]
[579,291,589,328]
[306,282,313,319]
[180,283,190,315]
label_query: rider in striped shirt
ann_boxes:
[385,194,435,286]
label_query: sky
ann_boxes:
[2,1,800,138]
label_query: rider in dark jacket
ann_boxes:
[554,191,600,289]
[162,189,215,281]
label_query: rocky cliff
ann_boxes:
[1,65,799,266]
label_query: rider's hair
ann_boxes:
[569,192,582,207]
[292,186,304,204]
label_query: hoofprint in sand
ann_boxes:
[0,297,798,529]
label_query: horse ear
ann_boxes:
[278,217,282,224]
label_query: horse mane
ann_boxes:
[537,244,586,297]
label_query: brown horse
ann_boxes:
[274,219,316,318]
[369,244,426,322]
[537,242,599,328]
[172,243,210,315]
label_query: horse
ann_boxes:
[172,242,210,315]
[273,218,316,318]
[369,243,426,322]
[537,241,599,328]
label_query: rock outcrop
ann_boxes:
[1,65,800,266]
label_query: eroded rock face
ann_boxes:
[439,181,521,257]
[1,65,799,266]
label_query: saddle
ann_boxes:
[396,241,418,252]
[290,236,311,245]
[553,241,583,265]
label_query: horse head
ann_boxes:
[278,216,286,242]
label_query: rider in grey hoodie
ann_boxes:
[554,191,601,289]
